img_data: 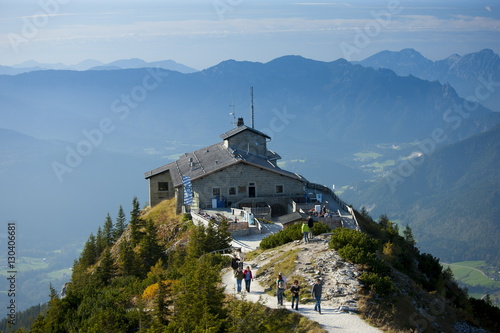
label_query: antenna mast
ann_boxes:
[250,86,255,128]
[229,104,236,127]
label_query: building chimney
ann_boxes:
[237,117,244,127]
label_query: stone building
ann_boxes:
[144,119,309,216]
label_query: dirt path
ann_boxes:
[223,228,382,333]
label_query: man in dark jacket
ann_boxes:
[231,254,240,272]
[311,279,322,314]
[307,216,314,228]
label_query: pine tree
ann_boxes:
[213,218,232,251]
[43,284,65,332]
[30,314,47,333]
[118,239,137,277]
[95,247,116,285]
[139,220,164,272]
[360,206,372,220]
[155,280,170,326]
[114,205,127,240]
[79,234,98,267]
[130,197,144,246]
[186,223,208,258]
[95,227,106,256]
[102,213,115,246]
[169,255,226,332]
[403,224,416,245]
[379,214,390,228]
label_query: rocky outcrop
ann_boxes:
[253,233,364,313]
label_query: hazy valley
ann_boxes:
[1,49,499,311]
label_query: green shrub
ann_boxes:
[260,223,302,250]
[329,228,379,255]
[359,272,395,296]
[312,221,330,235]
[330,228,394,293]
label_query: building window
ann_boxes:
[229,187,236,195]
[276,185,284,193]
[158,182,169,191]
[212,187,221,196]
[238,186,246,194]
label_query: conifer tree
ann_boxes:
[79,234,98,267]
[102,213,115,246]
[95,227,106,256]
[186,223,208,258]
[118,239,137,277]
[213,218,232,251]
[30,314,47,333]
[139,220,164,272]
[155,280,170,326]
[114,205,127,240]
[360,206,372,220]
[43,284,65,332]
[169,255,226,332]
[96,247,116,285]
[403,224,416,245]
[130,196,144,246]
[379,214,390,228]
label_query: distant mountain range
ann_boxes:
[1,50,499,269]
[358,48,500,111]
[0,58,198,75]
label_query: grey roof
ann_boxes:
[277,212,307,225]
[144,142,307,187]
[220,125,271,140]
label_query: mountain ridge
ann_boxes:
[359,48,500,111]
[0,58,198,75]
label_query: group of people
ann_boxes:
[276,274,323,313]
[231,249,323,314]
[309,206,340,219]
[232,250,253,293]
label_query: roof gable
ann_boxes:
[220,125,270,140]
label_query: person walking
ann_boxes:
[234,266,245,293]
[307,216,314,229]
[243,266,253,292]
[236,248,245,263]
[301,222,310,244]
[290,280,301,310]
[276,274,286,306]
[231,254,240,273]
[311,279,323,314]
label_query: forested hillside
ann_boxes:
[3,198,324,332]
[342,125,500,265]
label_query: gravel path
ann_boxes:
[223,226,382,333]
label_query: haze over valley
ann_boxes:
[1,0,499,320]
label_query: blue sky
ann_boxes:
[1,0,499,69]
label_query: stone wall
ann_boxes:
[190,163,305,209]
[148,170,175,207]
[224,130,267,156]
